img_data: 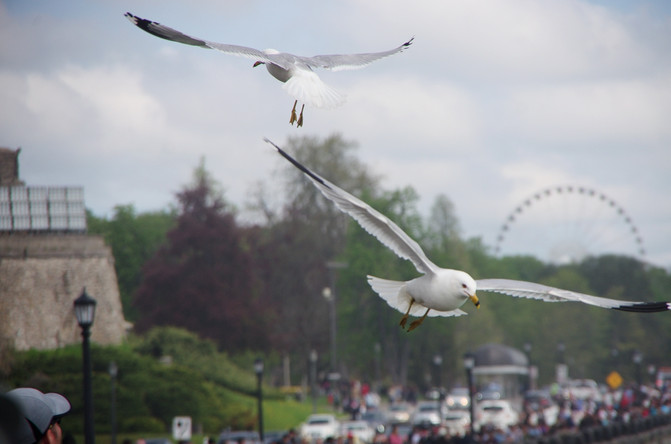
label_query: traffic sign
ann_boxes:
[606,371,623,389]
[173,416,192,441]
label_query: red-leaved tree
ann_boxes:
[133,164,270,351]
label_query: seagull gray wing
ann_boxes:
[476,278,671,313]
[304,37,414,71]
[125,13,273,63]
[266,138,439,275]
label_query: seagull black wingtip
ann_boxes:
[614,301,671,313]
[124,12,155,32]
[264,138,330,189]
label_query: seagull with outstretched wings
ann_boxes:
[265,138,671,331]
[125,13,413,127]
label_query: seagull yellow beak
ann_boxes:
[470,293,480,309]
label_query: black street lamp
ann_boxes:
[557,342,565,364]
[633,351,643,387]
[324,260,347,374]
[463,353,475,442]
[109,361,118,444]
[433,354,443,389]
[310,350,318,413]
[524,342,532,391]
[74,288,97,444]
[254,358,264,442]
[433,354,444,421]
[322,287,337,374]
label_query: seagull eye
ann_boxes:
[461,283,467,289]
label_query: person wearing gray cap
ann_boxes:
[5,387,71,444]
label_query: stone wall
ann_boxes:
[0,234,127,350]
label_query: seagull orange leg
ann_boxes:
[290,100,298,125]
[399,298,415,329]
[297,104,305,127]
[408,308,430,332]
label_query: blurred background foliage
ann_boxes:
[5,134,670,435]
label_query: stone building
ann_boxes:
[0,147,127,350]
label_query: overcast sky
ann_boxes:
[1,0,670,268]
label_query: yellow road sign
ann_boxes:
[606,371,623,389]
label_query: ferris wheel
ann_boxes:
[494,185,646,264]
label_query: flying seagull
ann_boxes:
[265,139,671,331]
[125,13,413,127]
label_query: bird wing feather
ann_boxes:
[125,13,276,64]
[126,13,412,73]
[266,139,439,275]
[305,38,414,71]
[476,278,671,312]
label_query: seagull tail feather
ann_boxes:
[367,275,413,314]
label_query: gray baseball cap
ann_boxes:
[5,388,71,444]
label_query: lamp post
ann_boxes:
[109,361,118,444]
[633,351,643,387]
[556,342,567,385]
[524,342,532,391]
[433,354,443,389]
[433,354,443,420]
[324,260,347,374]
[374,343,381,393]
[322,287,337,374]
[310,350,318,413]
[74,288,97,444]
[463,353,475,442]
[254,358,264,442]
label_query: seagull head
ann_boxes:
[255,48,281,67]
[455,271,479,309]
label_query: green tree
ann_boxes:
[87,205,174,321]
[252,134,381,362]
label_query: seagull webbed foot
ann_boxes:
[399,298,415,329]
[407,308,430,332]
[290,100,298,125]
[296,104,305,128]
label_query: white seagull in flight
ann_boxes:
[125,13,413,127]
[266,139,671,331]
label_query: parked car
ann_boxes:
[524,389,552,411]
[143,439,172,444]
[360,410,387,433]
[411,401,445,427]
[263,430,287,444]
[217,430,260,444]
[445,388,470,409]
[444,409,470,437]
[299,414,340,442]
[562,379,601,402]
[476,383,502,402]
[386,403,413,424]
[340,420,375,443]
[475,400,519,432]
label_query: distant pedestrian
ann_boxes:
[6,387,72,444]
[388,425,403,444]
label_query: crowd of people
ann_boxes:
[3,381,670,444]
[381,384,671,444]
